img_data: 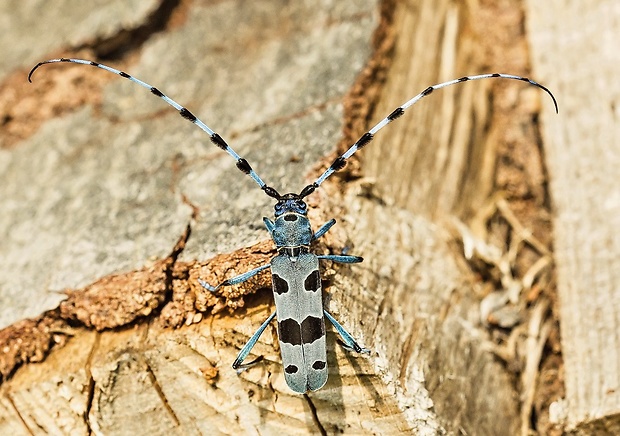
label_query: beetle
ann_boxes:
[29,58,557,393]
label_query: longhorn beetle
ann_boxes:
[29,58,558,393]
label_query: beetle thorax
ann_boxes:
[271,212,313,248]
[268,193,313,248]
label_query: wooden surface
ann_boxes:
[526,0,620,433]
[0,0,421,434]
[1,0,604,434]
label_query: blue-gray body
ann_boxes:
[265,207,328,392]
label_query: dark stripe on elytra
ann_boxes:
[279,319,302,345]
[273,274,289,295]
[301,316,324,344]
[278,316,324,345]
[304,270,320,292]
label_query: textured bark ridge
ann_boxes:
[2,0,605,434]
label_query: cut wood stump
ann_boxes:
[2,0,611,434]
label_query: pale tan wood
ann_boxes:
[1,310,415,435]
[0,0,561,434]
[0,0,422,434]
[352,0,559,433]
[525,0,620,433]
[364,0,550,219]
[0,0,162,80]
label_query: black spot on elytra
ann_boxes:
[301,316,324,344]
[273,274,289,295]
[285,365,299,374]
[312,361,326,370]
[284,214,298,222]
[304,270,320,292]
[279,319,302,345]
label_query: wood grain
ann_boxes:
[526,0,620,433]
[0,0,579,434]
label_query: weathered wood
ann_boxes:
[526,0,620,433]
[1,0,420,434]
[338,0,557,433]
[0,0,376,329]
[0,0,164,79]
[0,0,566,434]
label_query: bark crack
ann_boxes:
[76,0,184,60]
[5,393,35,436]
[0,221,192,386]
[144,355,181,427]
[84,332,100,435]
[303,393,327,436]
